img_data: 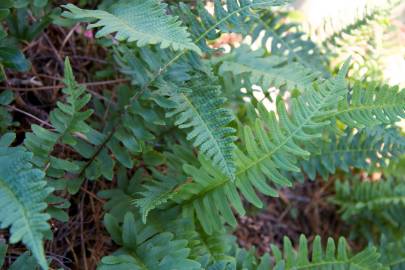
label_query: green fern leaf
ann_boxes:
[99,212,201,270]
[170,61,350,234]
[157,75,237,180]
[335,178,405,220]
[24,58,93,171]
[266,235,387,269]
[219,45,318,92]
[62,1,201,54]
[335,83,405,127]
[0,146,53,270]
[134,169,181,223]
[301,126,405,180]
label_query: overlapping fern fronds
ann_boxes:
[301,126,405,180]
[219,45,319,93]
[0,146,53,270]
[98,212,201,270]
[336,82,405,128]
[177,0,289,53]
[167,61,349,234]
[334,177,405,239]
[319,1,401,80]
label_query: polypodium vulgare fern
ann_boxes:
[0,0,404,269]
[159,62,350,234]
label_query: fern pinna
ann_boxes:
[0,0,404,269]
[0,146,52,269]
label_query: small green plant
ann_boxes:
[0,0,404,269]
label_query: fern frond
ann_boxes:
[335,178,405,219]
[334,178,405,239]
[301,126,405,180]
[99,212,201,270]
[134,169,182,223]
[113,45,193,87]
[0,146,53,270]
[379,235,405,269]
[249,10,326,73]
[24,58,93,172]
[157,75,237,180]
[22,57,94,205]
[170,62,349,234]
[62,1,201,54]
[321,1,398,46]
[219,45,318,93]
[62,1,291,178]
[261,235,386,269]
[335,83,405,127]
[319,2,400,81]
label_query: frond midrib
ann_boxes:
[70,1,282,175]
[335,102,404,116]
[92,10,178,46]
[291,259,370,270]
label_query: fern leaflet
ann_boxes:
[0,146,53,270]
[260,235,386,269]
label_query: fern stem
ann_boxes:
[78,126,116,177]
